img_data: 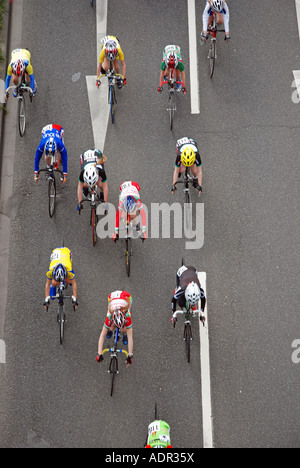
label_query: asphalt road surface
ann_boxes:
[0,0,299,448]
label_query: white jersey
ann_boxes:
[203,1,230,34]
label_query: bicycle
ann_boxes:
[119,214,145,277]
[6,74,33,137]
[37,154,64,218]
[172,307,204,363]
[49,281,76,345]
[207,12,226,79]
[102,328,129,396]
[174,166,201,232]
[159,69,185,131]
[97,62,124,124]
[79,185,103,247]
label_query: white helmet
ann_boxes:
[185,282,201,307]
[211,0,224,12]
[83,165,98,187]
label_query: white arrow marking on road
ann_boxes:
[86,0,110,151]
[198,272,213,448]
[188,0,200,114]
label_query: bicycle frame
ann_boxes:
[97,63,124,124]
[207,12,225,78]
[50,282,73,345]
[102,328,129,396]
[80,185,102,246]
[160,70,184,131]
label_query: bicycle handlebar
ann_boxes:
[102,348,129,358]
[173,309,201,317]
[160,80,184,87]
[6,85,32,93]
[38,168,64,178]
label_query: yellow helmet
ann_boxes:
[181,147,196,167]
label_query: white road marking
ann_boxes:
[295,0,300,40]
[198,272,213,448]
[86,0,109,151]
[187,0,200,114]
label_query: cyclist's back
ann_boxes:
[145,420,172,448]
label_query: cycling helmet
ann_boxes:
[53,264,67,282]
[181,147,196,167]
[12,59,25,77]
[45,138,57,156]
[165,52,178,70]
[83,165,99,187]
[185,282,201,307]
[112,310,126,329]
[211,0,224,13]
[122,195,137,214]
[105,40,118,61]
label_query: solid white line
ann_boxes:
[292,70,300,102]
[198,272,213,448]
[86,0,109,151]
[295,0,300,40]
[187,0,200,114]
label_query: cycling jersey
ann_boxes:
[34,124,68,175]
[145,420,172,448]
[203,1,230,33]
[105,290,133,329]
[115,181,147,231]
[46,247,75,281]
[5,49,35,91]
[175,137,202,168]
[78,150,107,183]
[161,45,184,73]
[99,36,125,63]
[172,266,206,312]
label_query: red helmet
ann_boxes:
[165,52,178,70]
[12,59,25,77]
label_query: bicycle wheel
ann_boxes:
[125,237,131,277]
[110,357,118,396]
[58,303,65,345]
[168,92,175,131]
[48,176,56,218]
[184,323,192,363]
[18,97,26,137]
[184,190,192,232]
[209,41,216,79]
[91,206,97,246]
[109,85,115,124]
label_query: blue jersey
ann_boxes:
[34,124,68,174]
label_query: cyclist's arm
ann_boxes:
[59,143,68,176]
[172,165,180,186]
[34,144,44,173]
[180,70,186,88]
[196,165,203,187]
[77,180,84,204]
[67,277,77,300]
[126,327,133,356]
[223,4,230,34]
[97,62,102,80]
[98,325,108,356]
[120,59,126,80]
[45,278,52,298]
[101,180,109,203]
[202,3,211,33]
[159,69,165,86]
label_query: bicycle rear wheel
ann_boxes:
[91,206,97,246]
[184,323,192,363]
[209,41,216,79]
[18,97,26,137]
[110,357,118,396]
[48,176,56,218]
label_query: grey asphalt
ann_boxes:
[0,0,299,448]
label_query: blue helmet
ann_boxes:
[45,138,57,156]
[53,264,67,282]
[122,196,136,214]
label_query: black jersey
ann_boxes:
[175,137,202,167]
[78,149,107,183]
[172,266,206,312]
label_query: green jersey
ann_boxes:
[146,420,172,448]
[161,45,184,72]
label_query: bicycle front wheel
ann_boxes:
[110,357,118,396]
[58,303,65,345]
[48,176,56,218]
[91,206,97,246]
[18,97,26,137]
[109,85,115,124]
[209,41,216,79]
[125,237,132,277]
[168,92,175,131]
[184,190,192,232]
[184,323,192,363]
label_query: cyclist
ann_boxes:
[171,137,203,194]
[145,420,172,448]
[44,247,78,311]
[97,35,126,89]
[113,181,147,243]
[200,0,231,44]
[158,45,187,94]
[96,290,133,367]
[5,48,37,98]
[171,265,206,325]
[76,149,108,211]
[34,124,68,185]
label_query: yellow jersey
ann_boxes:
[46,247,75,281]
[6,49,33,77]
[99,36,125,63]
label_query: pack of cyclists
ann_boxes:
[4,1,231,445]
